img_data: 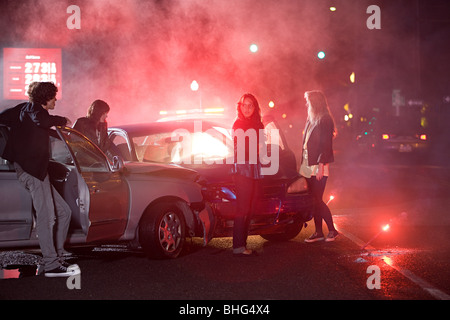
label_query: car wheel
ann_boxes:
[139,201,186,259]
[260,221,304,242]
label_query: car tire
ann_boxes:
[260,221,304,242]
[139,201,186,259]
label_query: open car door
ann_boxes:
[49,129,91,237]
[54,127,128,243]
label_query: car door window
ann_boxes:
[0,127,13,171]
[50,135,75,166]
[59,129,110,172]
[109,132,132,161]
[0,157,12,171]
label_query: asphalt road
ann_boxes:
[1,152,449,307]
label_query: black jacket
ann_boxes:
[302,115,334,166]
[0,102,67,180]
[72,117,110,152]
[232,117,265,179]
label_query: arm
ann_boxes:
[30,109,67,128]
[98,121,111,152]
[24,103,67,128]
[316,163,325,181]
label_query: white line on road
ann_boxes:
[336,226,450,300]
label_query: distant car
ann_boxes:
[378,131,428,153]
[355,117,428,156]
[0,125,210,259]
[108,119,313,242]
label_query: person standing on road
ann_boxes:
[300,90,339,243]
[231,93,265,256]
[73,99,111,154]
[0,81,80,277]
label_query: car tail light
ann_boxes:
[419,134,427,140]
[287,177,308,193]
[382,134,389,140]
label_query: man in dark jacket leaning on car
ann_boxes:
[0,81,80,278]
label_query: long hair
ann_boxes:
[87,100,110,124]
[236,93,262,123]
[304,90,337,137]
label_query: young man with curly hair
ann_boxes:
[0,82,80,277]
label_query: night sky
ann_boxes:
[1,0,449,145]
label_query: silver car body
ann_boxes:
[0,126,206,256]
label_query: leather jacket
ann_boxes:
[0,102,67,180]
[232,118,265,179]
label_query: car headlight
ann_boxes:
[202,186,236,202]
[287,177,308,194]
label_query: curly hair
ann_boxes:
[27,82,58,106]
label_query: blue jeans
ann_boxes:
[306,176,336,234]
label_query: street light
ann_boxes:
[190,80,201,110]
[249,44,258,53]
[317,51,326,59]
[190,80,199,92]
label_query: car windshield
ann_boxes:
[131,127,233,164]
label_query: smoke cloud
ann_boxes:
[1,0,446,160]
[0,0,376,126]
[1,0,449,213]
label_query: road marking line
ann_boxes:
[336,226,450,300]
[335,226,375,251]
[382,259,450,300]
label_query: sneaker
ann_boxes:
[304,232,325,243]
[325,230,339,242]
[60,261,80,271]
[59,249,73,257]
[44,264,81,278]
[233,249,258,257]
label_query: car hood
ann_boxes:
[181,163,234,185]
[123,161,200,182]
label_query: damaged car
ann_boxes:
[108,118,313,243]
[0,126,211,259]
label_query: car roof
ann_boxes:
[110,119,231,136]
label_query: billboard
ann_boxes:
[3,48,62,100]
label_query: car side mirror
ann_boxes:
[112,155,124,172]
